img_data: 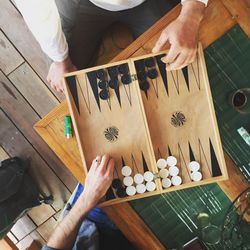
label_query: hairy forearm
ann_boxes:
[179,0,206,24]
[47,193,91,250]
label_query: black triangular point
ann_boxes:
[188,142,196,161]
[106,187,116,200]
[155,55,168,95]
[209,139,222,177]
[182,66,189,91]
[114,87,121,107]
[141,152,149,172]
[66,76,80,115]
[168,146,172,156]
[87,72,101,111]
[121,157,126,167]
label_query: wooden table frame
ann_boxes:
[34,1,250,249]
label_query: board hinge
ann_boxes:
[130,74,138,81]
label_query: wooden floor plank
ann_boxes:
[0,0,64,101]
[6,233,18,245]
[0,146,9,160]
[221,0,250,38]
[8,63,58,117]
[11,215,36,241]
[15,235,33,250]
[0,30,24,75]
[36,217,57,242]
[0,109,71,210]
[0,70,77,191]
[28,204,56,227]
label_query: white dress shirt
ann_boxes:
[15,0,208,62]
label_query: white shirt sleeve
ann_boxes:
[181,0,209,6]
[15,0,68,62]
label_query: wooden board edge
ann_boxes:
[198,43,229,180]
[33,124,85,182]
[62,77,89,176]
[98,175,229,207]
[34,101,68,128]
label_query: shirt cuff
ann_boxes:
[181,0,208,6]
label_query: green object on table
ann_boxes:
[64,115,72,139]
[130,25,250,249]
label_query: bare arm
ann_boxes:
[46,154,114,250]
[153,0,206,70]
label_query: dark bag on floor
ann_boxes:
[0,157,41,239]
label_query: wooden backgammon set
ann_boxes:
[63,44,228,207]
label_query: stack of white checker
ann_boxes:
[157,156,182,188]
[121,166,157,196]
[157,156,203,189]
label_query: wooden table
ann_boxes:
[34,0,250,249]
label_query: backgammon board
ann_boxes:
[63,44,228,206]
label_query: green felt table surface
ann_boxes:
[130,25,250,249]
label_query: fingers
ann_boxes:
[165,50,187,70]
[98,154,110,174]
[105,158,115,180]
[90,155,101,172]
[161,43,179,65]
[152,30,169,53]
[165,47,197,71]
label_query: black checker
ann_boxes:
[121,74,132,85]
[96,69,105,79]
[99,89,109,100]
[139,80,150,91]
[134,60,145,72]
[108,79,119,89]
[98,80,108,89]
[112,178,122,189]
[116,187,126,198]
[147,69,158,79]
[108,66,118,78]
[118,63,129,74]
[145,57,155,67]
[137,71,147,81]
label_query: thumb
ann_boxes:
[152,30,169,53]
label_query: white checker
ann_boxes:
[144,171,154,182]
[162,178,171,188]
[166,156,177,167]
[126,186,136,196]
[146,181,156,192]
[136,184,146,194]
[191,171,202,181]
[188,161,200,172]
[157,158,167,169]
[121,166,132,177]
[134,173,144,184]
[169,166,179,176]
[123,176,133,186]
[171,176,182,186]
[159,168,169,179]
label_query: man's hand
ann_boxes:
[79,154,115,211]
[47,56,77,93]
[152,0,205,70]
[46,154,114,250]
